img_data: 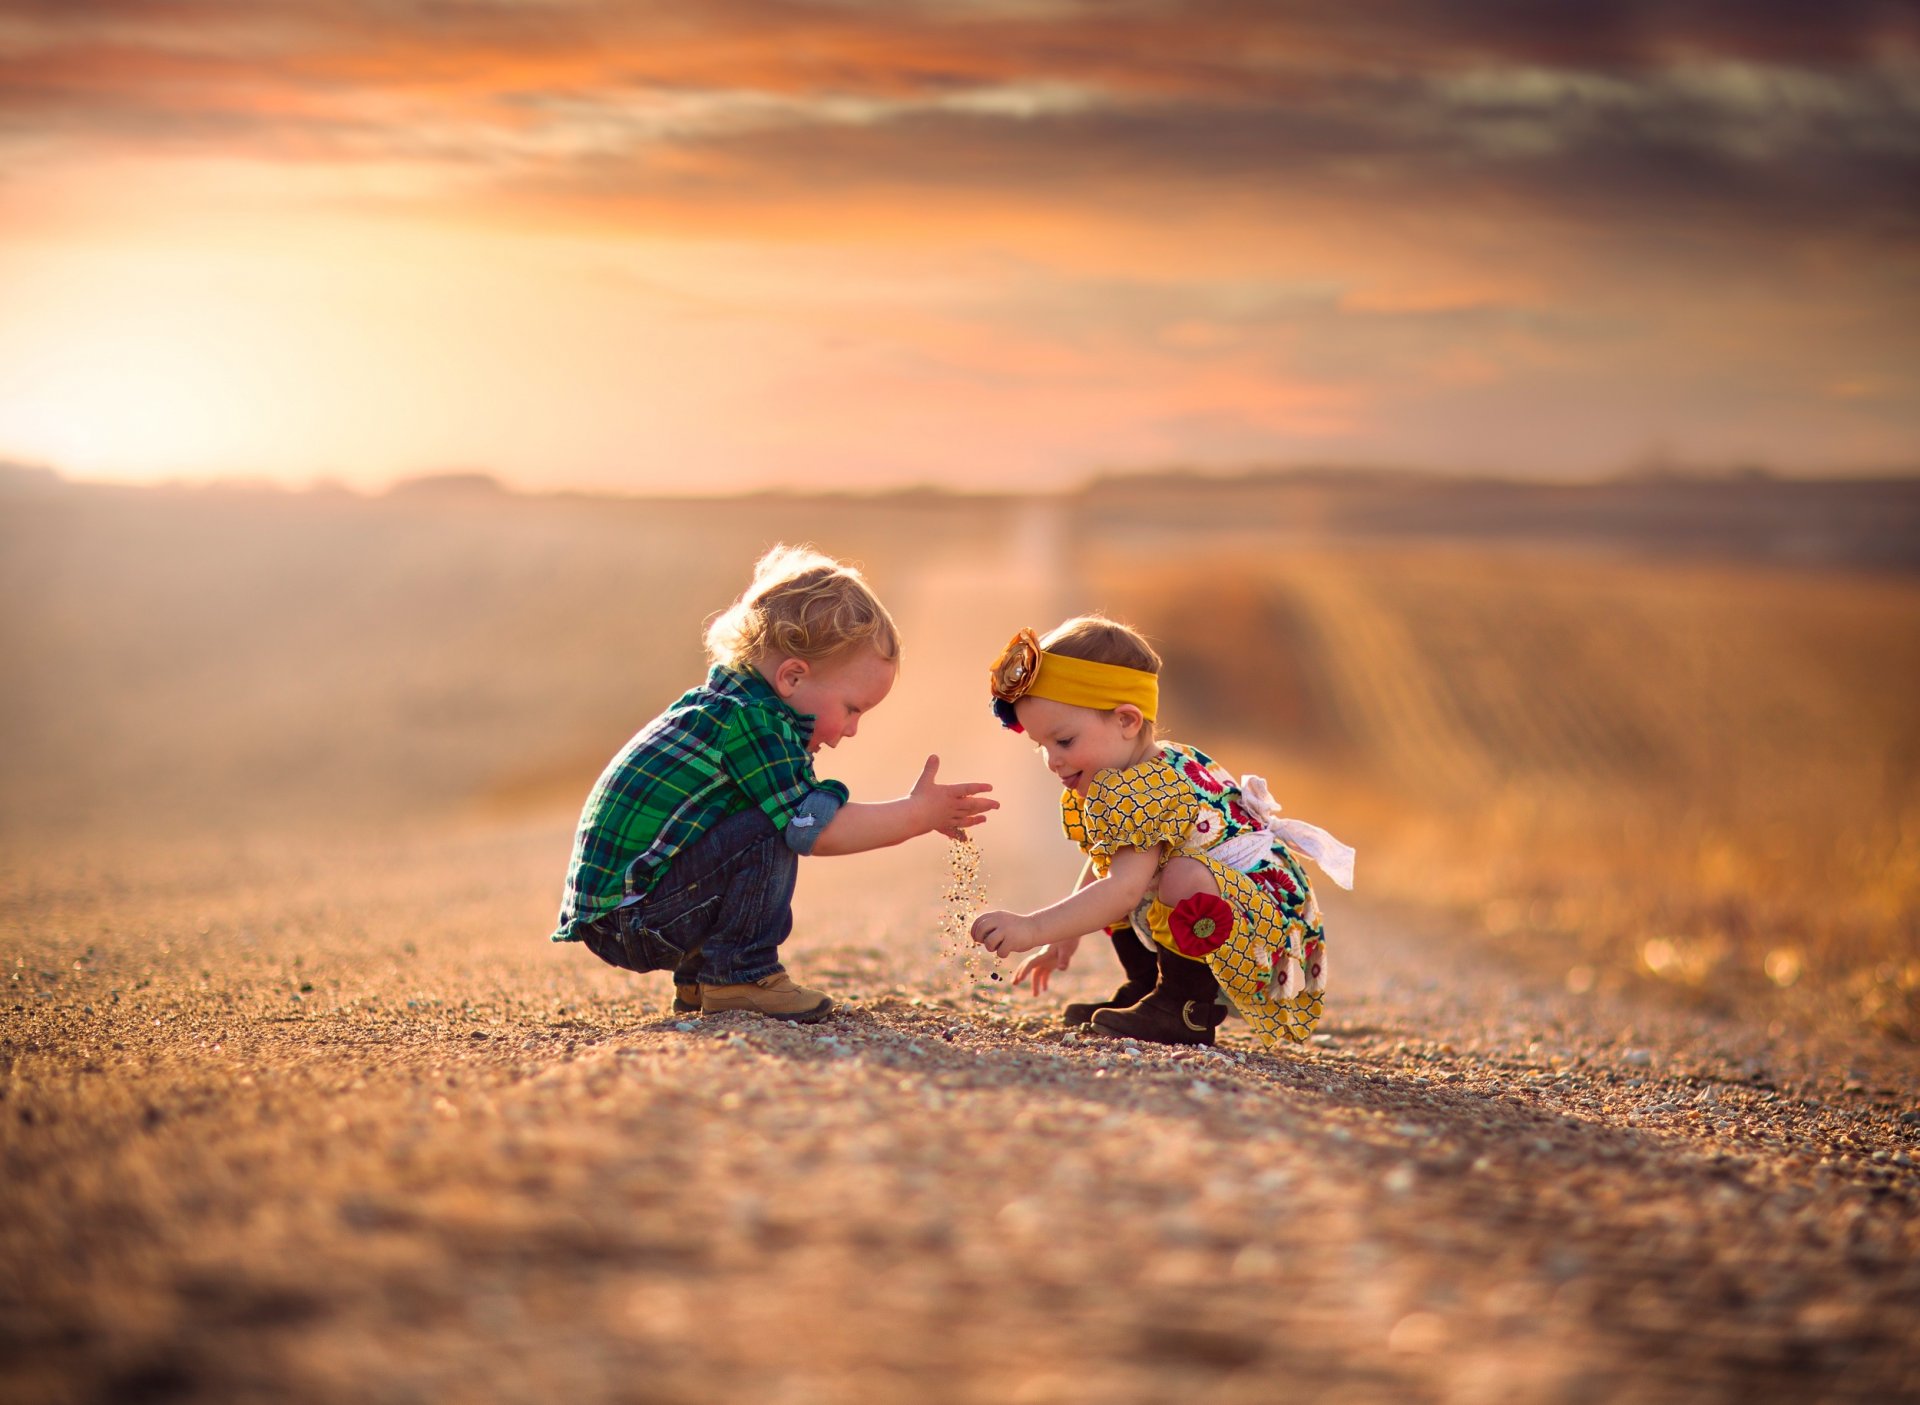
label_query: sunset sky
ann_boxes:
[1,1,1916,492]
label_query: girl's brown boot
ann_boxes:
[1062,925,1160,1027]
[1088,947,1228,1046]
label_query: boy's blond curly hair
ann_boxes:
[705,544,901,669]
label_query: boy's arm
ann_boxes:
[809,755,996,857]
[806,798,928,856]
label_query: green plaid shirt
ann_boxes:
[552,666,849,941]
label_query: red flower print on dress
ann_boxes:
[1227,799,1260,830]
[1182,759,1226,795]
[1254,869,1298,904]
[1169,892,1233,958]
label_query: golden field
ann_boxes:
[1092,524,1920,1041]
[4,469,1916,1035]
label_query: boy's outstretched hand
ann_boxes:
[912,754,997,840]
[809,755,994,856]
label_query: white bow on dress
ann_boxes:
[1237,774,1356,890]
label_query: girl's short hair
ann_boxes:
[706,544,901,669]
[1039,614,1162,674]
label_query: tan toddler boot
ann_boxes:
[699,971,833,1023]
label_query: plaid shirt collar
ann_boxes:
[708,664,818,746]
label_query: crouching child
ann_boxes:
[551,545,996,1022]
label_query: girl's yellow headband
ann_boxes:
[988,628,1159,730]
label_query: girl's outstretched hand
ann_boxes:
[1011,935,1081,995]
[912,754,998,841]
[971,909,1040,956]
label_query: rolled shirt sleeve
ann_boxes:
[782,787,845,854]
[718,703,851,838]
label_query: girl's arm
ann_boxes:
[972,846,1161,956]
[810,754,996,856]
[1008,860,1101,992]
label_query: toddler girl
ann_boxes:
[554,545,996,1022]
[969,616,1352,1047]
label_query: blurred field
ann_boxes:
[1091,532,1920,1041]
[4,469,1917,1039]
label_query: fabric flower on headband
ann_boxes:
[988,628,1042,730]
[989,629,1042,701]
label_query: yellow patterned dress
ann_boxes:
[1062,742,1326,1045]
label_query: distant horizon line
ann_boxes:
[5,456,1919,504]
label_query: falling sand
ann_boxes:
[939,837,1001,992]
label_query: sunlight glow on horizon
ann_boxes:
[1,5,1914,489]
[0,196,1392,492]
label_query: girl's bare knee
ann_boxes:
[1159,856,1218,907]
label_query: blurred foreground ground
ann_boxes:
[3,471,1918,1402]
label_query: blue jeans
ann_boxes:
[580,807,796,986]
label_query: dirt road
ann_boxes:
[4,816,1918,1405]
[6,491,1920,1403]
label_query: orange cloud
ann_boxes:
[0,3,1914,487]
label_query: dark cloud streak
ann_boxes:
[499,82,1920,250]
[3,2,1916,267]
